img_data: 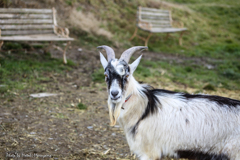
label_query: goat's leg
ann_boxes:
[139,154,151,160]
[236,153,240,160]
[223,137,240,160]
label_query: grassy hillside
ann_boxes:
[2,0,240,57]
[77,0,239,90]
[68,0,240,58]
[1,0,240,92]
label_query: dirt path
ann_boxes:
[0,46,135,160]
[0,46,239,160]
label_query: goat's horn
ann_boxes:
[97,45,115,62]
[119,46,148,63]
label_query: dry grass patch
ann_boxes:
[68,9,112,39]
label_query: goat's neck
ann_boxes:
[118,76,147,131]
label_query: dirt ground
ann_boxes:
[0,45,239,160]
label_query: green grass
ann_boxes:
[150,59,240,90]
[0,42,74,95]
[92,57,240,90]
[2,1,240,94]
[71,0,240,59]
[77,103,87,110]
[85,0,240,91]
[67,0,240,62]
[91,68,105,83]
[65,0,76,6]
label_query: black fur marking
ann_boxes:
[140,86,161,120]
[131,121,140,136]
[104,60,129,91]
[183,94,240,108]
[155,89,240,108]
[131,88,240,137]
[131,85,160,136]
[177,150,230,160]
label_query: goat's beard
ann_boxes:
[108,97,125,126]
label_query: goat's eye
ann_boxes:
[126,74,129,78]
[104,74,109,81]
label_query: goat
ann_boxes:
[97,45,240,160]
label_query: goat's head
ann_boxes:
[97,45,148,125]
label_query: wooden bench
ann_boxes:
[0,8,74,64]
[129,6,187,46]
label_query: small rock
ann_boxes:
[205,64,214,69]
[87,126,93,129]
[30,93,58,98]
[111,133,116,136]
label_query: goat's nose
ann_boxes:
[111,90,119,97]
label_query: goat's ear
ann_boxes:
[130,55,142,74]
[100,52,108,69]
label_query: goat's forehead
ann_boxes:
[106,59,128,76]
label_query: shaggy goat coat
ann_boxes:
[120,77,240,160]
[98,45,240,160]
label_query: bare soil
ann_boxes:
[0,45,239,160]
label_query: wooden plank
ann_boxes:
[138,11,169,16]
[139,24,172,29]
[150,23,172,27]
[150,28,187,33]
[138,21,171,25]
[1,30,54,35]
[141,16,170,20]
[0,8,52,13]
[140,20,171,25]
[0,24,53,30]
[138,19,171,24]
[140,7,169,13]
[150,25,172,28]
[0,19,53,24]
[0,34,74,41]
[0,13,52,19]
[150,24,172,27]
[140,13,169,18]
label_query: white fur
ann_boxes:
[117,76,240,160]
[116,65,125,76]
[111,59,118,67]
[110,79,122,103]
[130,55,142,74]
[101,55,240,159]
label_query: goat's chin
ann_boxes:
[110,97,122,104]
